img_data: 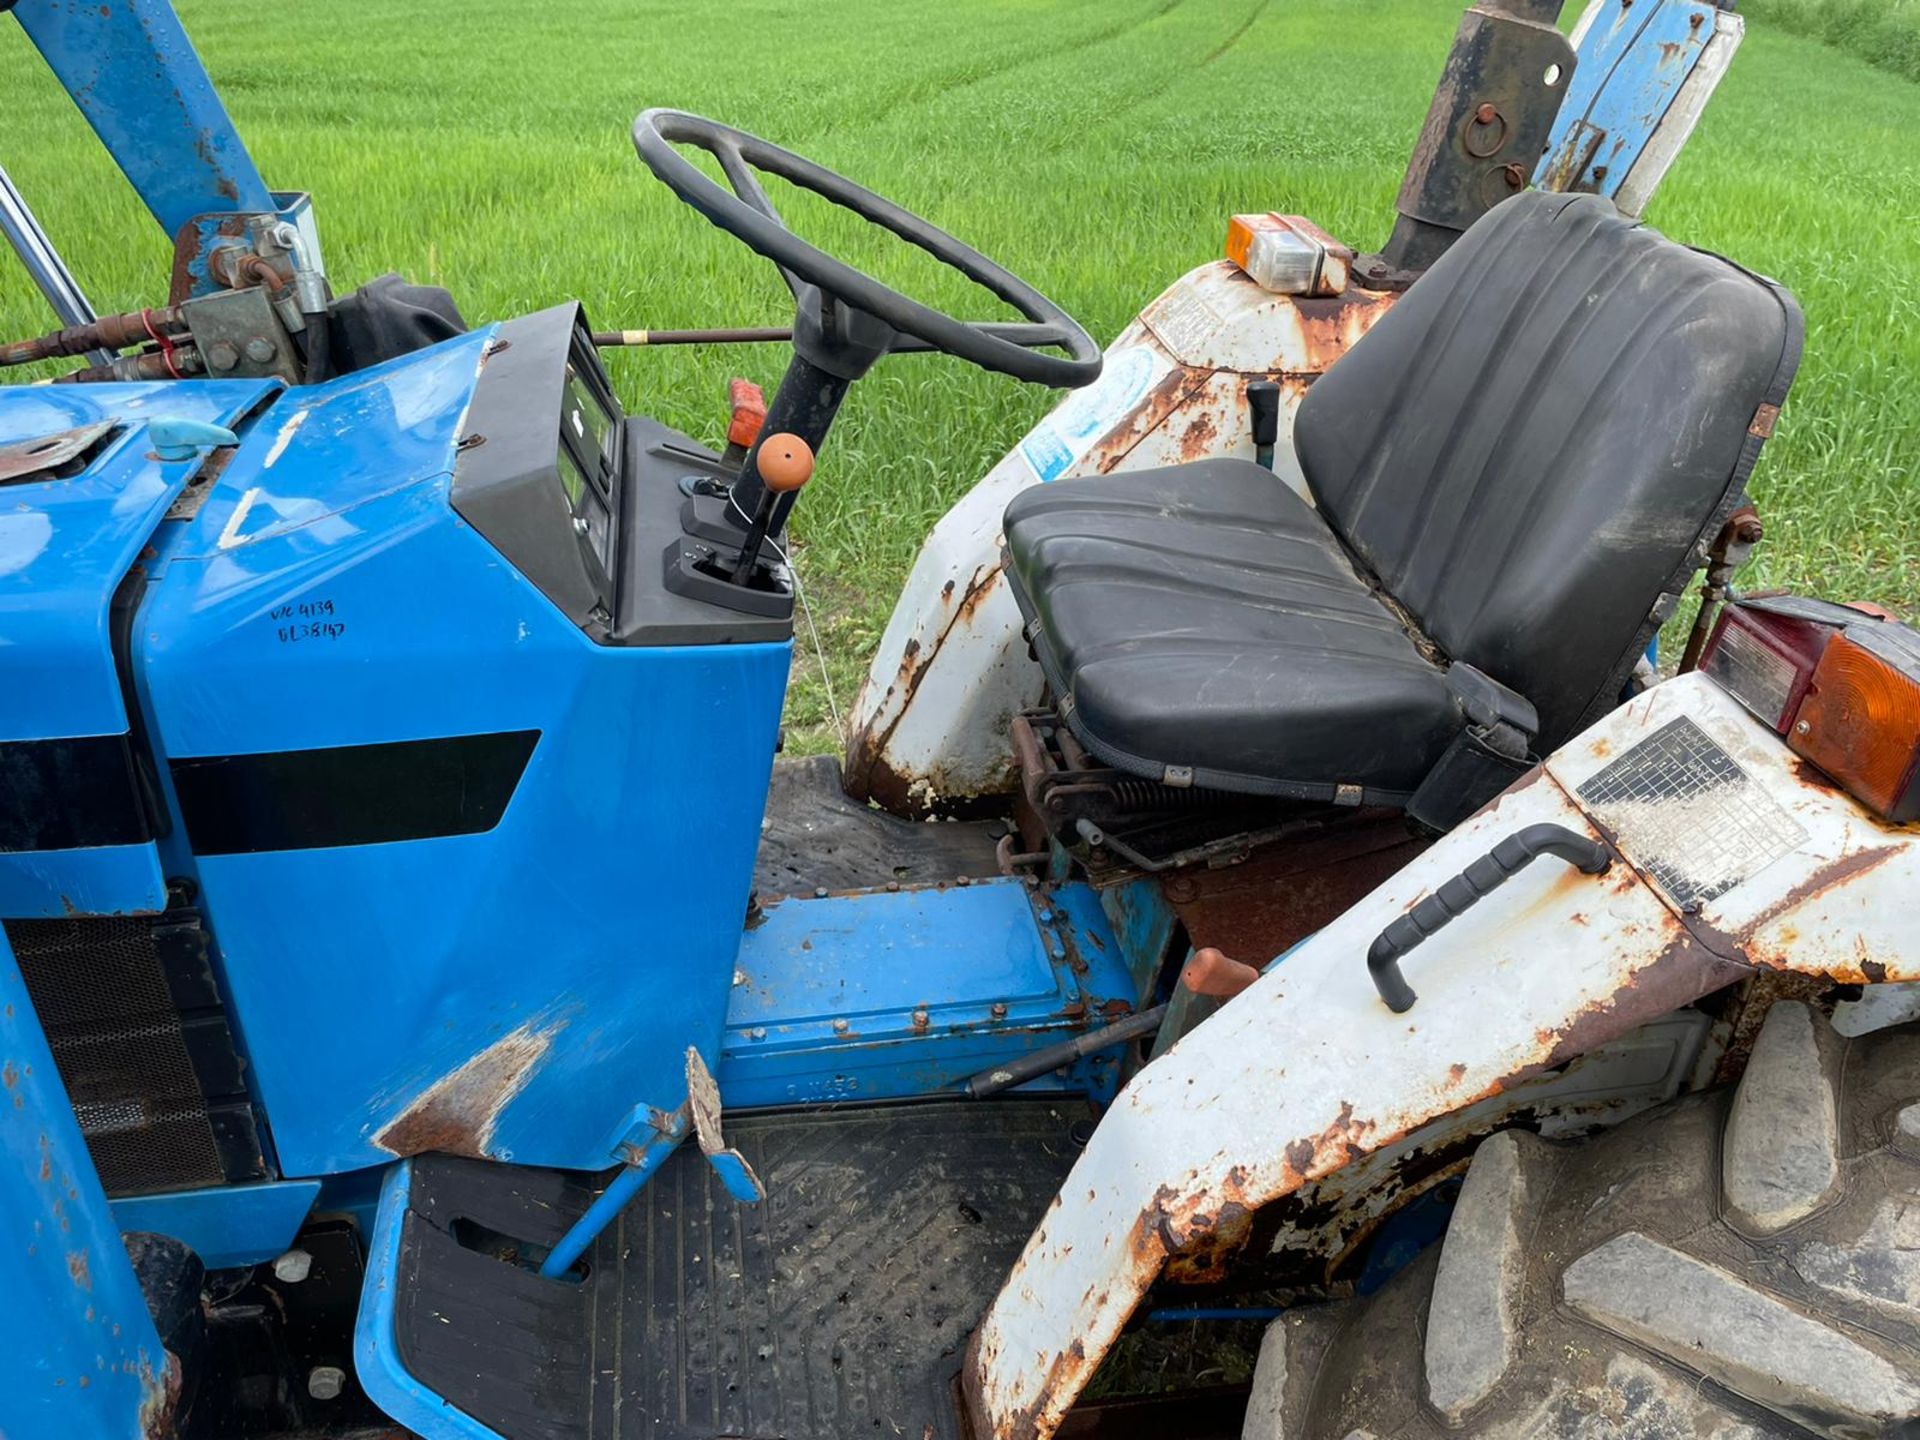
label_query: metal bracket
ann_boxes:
[0,420,116,485]
[685,1047,765,1203]
[179,286,302,383]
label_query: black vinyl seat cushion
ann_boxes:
[1003,460,1460,800]
[1004,191,1801,803]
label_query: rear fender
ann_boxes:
[963,672,1920,1440]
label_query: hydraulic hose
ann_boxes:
[0,306,181,368]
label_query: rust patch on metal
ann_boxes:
[1523,935,1748,1083]
[1787,757,1841,794]
[1291,292,1395,361]
[67,1249,91,1290]
[1708,968,1833,1084]
[1169,812,1428,959]
[1175,407,1218,462]
[374,1020,560,1158]
[1161,1199,1253,1286]
[139,1352,184,1440]
[1742,843,1902,939]
[1087,365,1202,474]
[845,563,1005,816]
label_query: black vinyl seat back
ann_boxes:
[1294,191,1802,748]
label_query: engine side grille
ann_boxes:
[5,912,265,1196]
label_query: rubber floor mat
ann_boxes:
[391,1099,1092,1440]
[753,755,1006,900]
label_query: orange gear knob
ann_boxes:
[757,433,814,492]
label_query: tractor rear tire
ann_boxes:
[1243,1002,1920,1439]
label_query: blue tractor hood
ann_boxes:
[0,378,277,916]
[0,317,790,1189]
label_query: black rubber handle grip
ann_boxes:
[1247,380,1282,448]
[1368,823,1612,1013]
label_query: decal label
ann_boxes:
[1146,283,1226,360]
[1577,716,1807,911]
[1017,344,1174,483]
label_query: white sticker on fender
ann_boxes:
[1017,344,1174,482]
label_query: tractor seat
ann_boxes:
[1003,192,1801,822]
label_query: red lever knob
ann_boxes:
[726,377,766,449]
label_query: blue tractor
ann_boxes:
[4,3,1918,1439]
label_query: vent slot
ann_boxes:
[6,911,265,1196]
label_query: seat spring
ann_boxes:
[1110,778,1230,812]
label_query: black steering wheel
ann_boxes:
[631,109,1102,390]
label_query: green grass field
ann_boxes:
[4,0,1916,755]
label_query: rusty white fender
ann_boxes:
[962,672,1920,1440]
[840,261,1395,815]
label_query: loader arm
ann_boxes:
[6,0,320,302]
[964,672,1920,1440]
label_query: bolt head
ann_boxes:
[990,1003,1008,1020]
[207,341,241,372]
[1475,102,1498,124]
[911,1008,931,1030]
[271,1248,312,1283]
[1795,719,1812,735]
[244,337,277,363]
[307,1365,346,1401]
[832,1018,850,1034]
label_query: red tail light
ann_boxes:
[1700,597,1920,822]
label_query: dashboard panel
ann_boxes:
[450,303,791,647]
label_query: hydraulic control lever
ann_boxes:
[1247,380,1281,469]
[730,432,813,584]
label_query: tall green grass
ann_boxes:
[1741,0,1920,81]
[2,0,1915,752]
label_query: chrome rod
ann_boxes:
[0,160,114,365]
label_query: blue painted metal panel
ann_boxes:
[720,879,1137,1108]
[1098,877,1181,1004]
[133,335,788,1177]
[0,379,275,742]
[0,929,172,1440]
[0,378,276,920]
[0,845,168,919]
[110,1179,320,1269]
[1534,0,1717,196]
[355,1163,508,1440]
[12,0,276,241]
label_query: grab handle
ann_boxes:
[1367,823,1612,1013]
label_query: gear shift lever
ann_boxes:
[730,433,814,585]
